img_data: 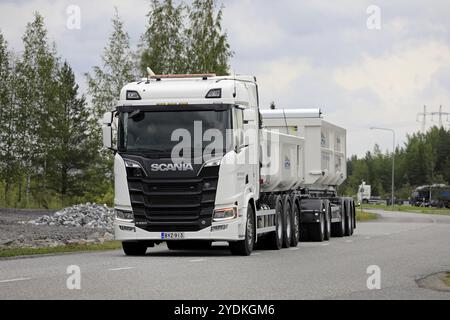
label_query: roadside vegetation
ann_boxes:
[355,211,378,221]
[443,272,450,287]
[0,241,122,258]
[340,127,450,201]
[362,204,450,216]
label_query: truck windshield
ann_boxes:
[118,108,232,157]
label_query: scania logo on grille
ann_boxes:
[151,163,194,172]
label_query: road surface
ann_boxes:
[1,210,449,300]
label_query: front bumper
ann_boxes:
[114,218,243,241]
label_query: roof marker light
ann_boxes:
[205,88,222,99]
[126,90,142,100]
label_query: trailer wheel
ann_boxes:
[350,200,355,234]
[266,196,283,250]
[308,202,325,242]
[324,200,331,241]
[290,197,300,247]
[352,200,357,230]
[331,199,345,237]
[282,195,292,248]
[122,241,147,256]
[230,205,255,256]
[344,199,352,236]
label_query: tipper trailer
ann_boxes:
[102,73,356,256]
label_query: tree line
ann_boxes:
[0,0,232,208]
[340,126,450,199]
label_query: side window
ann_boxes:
[234,108,244,147]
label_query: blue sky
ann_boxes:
[1,0,450,156]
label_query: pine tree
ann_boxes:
[46,62,93,199]
[139,0,187,74]
[186,0,232,75]
[0,31,17,204]
[14,12,59,204]
[85,9,136,204]
[86,8,136,120]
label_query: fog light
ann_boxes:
[213,207,237,222]
[116,209,134,221]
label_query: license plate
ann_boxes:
[161,232,185,240]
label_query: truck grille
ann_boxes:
[128,167,219,232]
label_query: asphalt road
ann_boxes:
[1,209,449,300]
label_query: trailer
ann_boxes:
[101,73,356,256]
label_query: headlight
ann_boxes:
[124,159,146,177]
[213,207,237,222]
[204,158,222,167]
[116,209,134,221]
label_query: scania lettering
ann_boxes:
[151,163,194,172]
[102,72,356,256]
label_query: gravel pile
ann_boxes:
[25,203,115,231]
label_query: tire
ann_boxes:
[167,241,211,250]
[331,199,345,237]
[122,241,147,256]
[308,201,325,242]
[324,200,331,241]
[290,197,300,247]
[350,200,355,235]
[230,205,255,256]
[344,199,352,236]
[282,195,292,248]
[267,196,283,250]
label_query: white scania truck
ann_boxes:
[102,73,355,256]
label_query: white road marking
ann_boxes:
[288,247,300,251]
[189,259,206,262]
[108,267,136,271]
[365,237,372,240]
[252,252,261,255]
[345,240,353,243]
[0,277,32,284]
[321,243,330,246]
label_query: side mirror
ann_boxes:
[102,112,113,125]
[243,109,256,122]
[102,112,114,150]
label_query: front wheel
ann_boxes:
[230,205,255,256]
[122,241,147,256]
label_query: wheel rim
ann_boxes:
[277,206,283,240]
[294,207,300,241]
[286,203,292,241]
[320,205,325,235]
[327,208,331,234]
[247,213,253,248]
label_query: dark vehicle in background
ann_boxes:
[410,184,450,208]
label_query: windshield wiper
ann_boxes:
[128,109,143,120]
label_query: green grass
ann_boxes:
[356,211,378,221]
[0,241,122,258]
[443,272,450,287]
[362,204,450,216]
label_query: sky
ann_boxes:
[0,0,449,156]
